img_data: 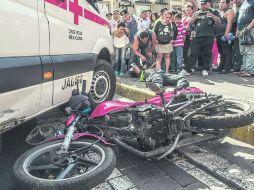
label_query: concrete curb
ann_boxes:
[116,82,155,101]
[115,81,254,145]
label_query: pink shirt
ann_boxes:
[174,22,186,47]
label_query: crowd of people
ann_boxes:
[106,0,254,81]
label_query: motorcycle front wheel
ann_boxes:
[191,99,254,129]
[13,139,116,190]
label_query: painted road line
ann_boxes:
[178,145,254,190]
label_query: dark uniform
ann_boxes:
[184,8,220,73]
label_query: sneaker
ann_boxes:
[191,68,196,73]
[119,72,124,77]
[202,69,209,76]
[179,70,191,76]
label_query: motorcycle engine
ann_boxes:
[131,104,169,150]
[106,104,170,150]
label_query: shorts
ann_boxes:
[155,44,173,54]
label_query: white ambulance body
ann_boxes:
[0,0,115,133]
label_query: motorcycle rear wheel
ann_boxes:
[191,99,254,129]
[13,139,116,190]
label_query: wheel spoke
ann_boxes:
[28,164,60,171]
[77,156,99,166]
[56,162,76,179]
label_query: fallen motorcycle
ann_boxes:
[13,81,254,190]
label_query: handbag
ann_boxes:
[239,29,254,45]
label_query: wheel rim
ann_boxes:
[194,100,250,118]
[90,70,110,103]
[22,142,105,181]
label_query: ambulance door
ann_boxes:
[0,0,41,129]
[43,0,97,105]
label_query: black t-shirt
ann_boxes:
[192,8,220,37]
[154,21,176,44]
[237,0,254,30]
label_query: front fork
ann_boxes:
[60,115,81,153]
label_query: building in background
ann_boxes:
[99,0,186,16]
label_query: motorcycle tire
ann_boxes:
[191,99,254,129]
[13,139,116,190]
[88,59,116,109]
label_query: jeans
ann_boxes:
[232,37,243,71]
[184,36,214,72]
[175,47,183,71]
[183,35,191,66]
[239,28,254,75]
[114,47,127,72]
[217,37,233,71]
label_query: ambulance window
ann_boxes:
[86,0,100,13]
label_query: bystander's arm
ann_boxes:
[247,19,254,30]
[207,12,221,23]
[225,10,235,39]
[132,37,145,60]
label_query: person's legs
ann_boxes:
[175,47,183,71]
[156,53,163,70]
[164,53,171,73]
[244,44,254,75]
[217,38,225,71]
[120,47,127,75]
[201,36,214,71]
[222,42,233,72]
[233,37,243,71]
[170,48,177,72]
[184,37,202,73]
[183,35,191,66]
[114,48,120,73]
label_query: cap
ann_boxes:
[200,0,210,4]
[112,9,119,13]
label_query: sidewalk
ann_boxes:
[115,71,254,145]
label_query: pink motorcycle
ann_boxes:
[13,82,254,190]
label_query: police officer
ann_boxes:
[179,0,221,76]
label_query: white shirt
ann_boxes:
[138,19,150,30]
[109,19,118,31]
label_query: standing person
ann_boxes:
[112,22,130,77]
[215,0,235,74]
[232,0,243,72]
[121,9,138,44]
[150,12,159,29]
[106,13,112,21]
[236,0,254,77]
[179,0,221,76]
[146,10,152,23]
[174,13,186,72]
[153,8,168,30]
[129,29,157,77]
[154,11,177,73]
[109,10,120,31]
[138,10,150,30]
[182,3,195,67]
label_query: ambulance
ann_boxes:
[0,0,115,133]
